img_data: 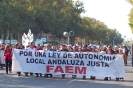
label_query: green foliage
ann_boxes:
[0,0,123,44]
[127,0,133,33]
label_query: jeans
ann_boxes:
[17,72,21,75]
[5,60,12,73]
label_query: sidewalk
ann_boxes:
[124,57,133,82]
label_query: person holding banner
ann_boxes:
[15,43,21,76]
[35,44,42,77]
[4,45,12,74]
[115,48,125,81]
[59,44,69,79]
[16,43,25,76]
[51,45,57,51]
[43,44,53,78]
[80,45,90,79]
[114,46,119,54]
[104,45,114,81]
[72,45,79,79]
[67,45,73,52]
[25,42,36,76]
[90,45,98,80]
[100,46,107,54]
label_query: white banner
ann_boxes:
[12,49,125,78]
[27,29,33,42]
[0,50,5,64]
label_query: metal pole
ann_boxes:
[68,35,70,45]
[113,40,114,46]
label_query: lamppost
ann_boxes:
[63,31,74,45]
[124,35,126,45]
[113,37,116,46]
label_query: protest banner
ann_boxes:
[27,29,33,43]
[22,33,28,47]
[22,29,34,48]
[0,50,5,64]
[12,49,125,78]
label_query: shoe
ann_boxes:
[25,74,28,77]
[50,74,53,77]
[62,76,65,79]
[36,75,38,77]
[40,74,42,77]
[10,71,12,73]
[104,77,108,81]
[44,75,48,78]
[1,66,3,69]
[30,74,33,76]
[25,75,29,77]
[18,74,21,76]
[6,72,8,74]
[90,77,95,80]
[116,78,119,81]
[120,78,124,81]
[72,76,76,79]
[83,76,86,79]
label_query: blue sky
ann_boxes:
[75,0,132,39]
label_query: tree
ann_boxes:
[0,0,123,44]
[127,0,133,33]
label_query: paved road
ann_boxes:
[0,57,133,88]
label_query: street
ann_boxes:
[0,57,132,88]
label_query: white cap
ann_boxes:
[96,45,100,48]
[119,48,123,50]
[103,45,107,47]
[89,44,92,46]
[114,45,117,48]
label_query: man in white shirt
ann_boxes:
[24,42,36,76]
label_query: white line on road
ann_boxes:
[66,79,76,84]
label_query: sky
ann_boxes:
[75,0,133,39]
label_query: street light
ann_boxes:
[63,31,74,45]
[113,37,116,46]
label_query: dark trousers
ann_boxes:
[62,74,65,77]
[35,73,42,76]
[24,72,28,76]
[5,60,12,73]
[24,72,33,76]
[17,72,21,75]
[45,74,52,77]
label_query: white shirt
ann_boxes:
[100,51,106,54]
[27,47,36,51]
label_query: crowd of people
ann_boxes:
[0,42,131,81]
